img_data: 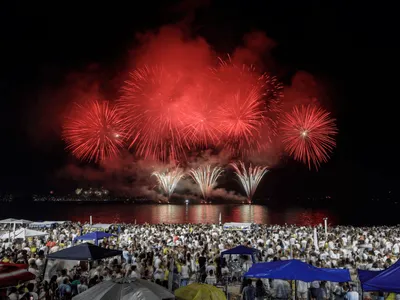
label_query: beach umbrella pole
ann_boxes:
[324,218,328,238]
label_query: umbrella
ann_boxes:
[73,278,175,300]
[175,283,226,300]
[0,263,36,288]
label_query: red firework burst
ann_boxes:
[218,88,266,154]
[118,65,192,162]
[62,100,126,162]
[116,60,284,162]
[212,58,283,156]
[182,90,222,148]
[281,104,338,170]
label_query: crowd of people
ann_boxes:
[1,222,400,300]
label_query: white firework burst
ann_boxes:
[230,161,268,203]
[189,165,224,201]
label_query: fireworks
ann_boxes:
[62,100,125,162]
[230,161,269,204]
[118,65,192,162]
[189,165,224,201]
[181,88,222,147]
[152,168,185,201]
[213,58,283,156]
[61,54,339,178]
[217,88,266,154]
[281,104,338,170]
[114,59,285,161]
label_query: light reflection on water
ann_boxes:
[44,204,334,225]
[0,202,335,225]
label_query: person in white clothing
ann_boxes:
[129,265,139,279]
[180,261,190,286]
[344,285,359,300]
[205,269,217,285]
[296,280,309,300]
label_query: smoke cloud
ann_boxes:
[282,71,323,111]
[232,31,277,68]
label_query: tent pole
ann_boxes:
[226,275,228,300]
[41,258,48,281]
[12,223,16,242]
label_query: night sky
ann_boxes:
[0,1,398,204]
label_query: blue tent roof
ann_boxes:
[73,231,116,245]
[221,245,260,263]
[47,243,122,261]
[358,269,383,283]
[221,245,260,256]
[245,260,351,282]
[358,260,400,292]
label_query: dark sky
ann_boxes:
[0,1,398,201]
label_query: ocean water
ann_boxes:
[0,201,397,226]
[0,202,337,225]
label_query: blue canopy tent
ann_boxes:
[47,243,122,261]
[221,245,260,263]
[73,231,116,246]
[43,243,123,279]
[358,269,383,283]
[358,260,400,293]
[245,260,351,282]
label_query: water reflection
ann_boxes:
[0,203,335,225]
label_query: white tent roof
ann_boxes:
[29,221,57,228]
[16,219,32,224]
[84,224,113,229]
[0,218,19,224]
[0,219,32,224]
[29,221,68,228]
[49,221,68,224]
[0,228,48,240]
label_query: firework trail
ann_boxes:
[152,167,185,202]
[62,100,125,162]
[230,161,269,204]
[118,65,192,162]
[281,104,337,170]
[189,165,224,201]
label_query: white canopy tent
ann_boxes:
[0,228,48,240]
[84,224,113,230]
[29,221,57,228]
[0,218,18,224]
[223,222,252,231]
[0,219,32,224]
[29,221,68,228]
[17,219,33,224]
